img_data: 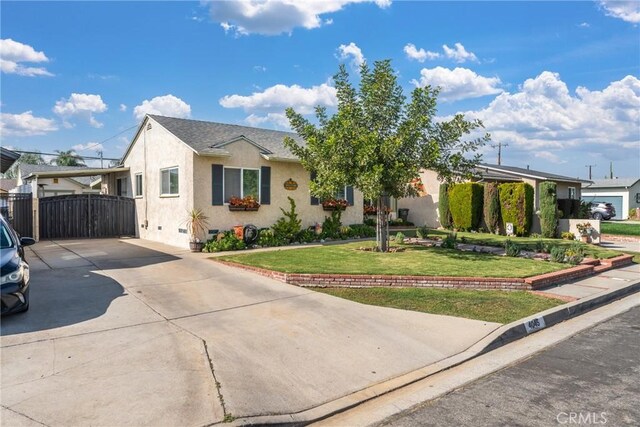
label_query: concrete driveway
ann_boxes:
[1,239,500,426]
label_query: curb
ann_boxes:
[231,278,640,426]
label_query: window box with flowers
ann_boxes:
[322,198,348,211]
[228,196,261,212]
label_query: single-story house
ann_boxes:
[398,163,591,231]
[105,114,363,248]
[582,178,640,220]
[17,164,101,197]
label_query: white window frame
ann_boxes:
[160,166,179,197]
[134,173,143,198]
[568,187,576,200]
[223,166,261,203]
[334,186,348,200]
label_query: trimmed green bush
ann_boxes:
[449,183,484,231]
[438,183,452,229]
[499,183,534,236]
[539,182,558,238]
[272,196,302,243]
[504,239,521,257]
[483,182,501,234]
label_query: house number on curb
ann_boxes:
[284,179,298,191]
[523,316,546,334]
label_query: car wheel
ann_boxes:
[592,212,603,220]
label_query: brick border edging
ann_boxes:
[214,254,634,291]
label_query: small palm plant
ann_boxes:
[185,208,209,252]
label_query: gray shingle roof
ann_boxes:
[149,115,304,160]
[479,163,590,184]
[586,178,640,189]
[19,164,96,187]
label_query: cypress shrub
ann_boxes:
[438,183,452,229]
[449,183,484,231]
[483,182,501,234]
[539,182,558,238]
[499,183,534,236]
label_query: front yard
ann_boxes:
[600,221,640,237]
[314,287,565,324]
[219,241,566,278]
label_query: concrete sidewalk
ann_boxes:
[1,239,499,426]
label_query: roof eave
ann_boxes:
[260,154,300,163]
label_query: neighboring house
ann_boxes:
[1,147,20,174]
[0,179,17,194]
[399,163,591,231]
[105,114,363,248]
[582,178,640,220]
[17,164,101,197]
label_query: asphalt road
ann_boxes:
[380,306,640,427]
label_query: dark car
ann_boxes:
[1,215,35,315]
[590,202,616,220]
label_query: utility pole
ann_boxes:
[491,142,509,165]
[585,164,596,180]
[609,161,613,179]
[98,151,103,168]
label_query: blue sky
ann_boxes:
[1,0,639,178]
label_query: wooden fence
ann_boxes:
[39,194,136,239]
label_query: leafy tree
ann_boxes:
[483,182,501,234]
[284,60,488,251]
[51,150,86,167]
[2,150,45,179]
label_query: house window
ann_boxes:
[116,177,128,197]
[53,178,59,184]
[160,167,179,196]
[568,187,576,200]
[223,167,259,202]
[134,173,143,197]
[334,186,347,200]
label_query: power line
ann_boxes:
[75,124,138,152]
[13,150,120,161]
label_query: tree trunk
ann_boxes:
[376,195,389,252]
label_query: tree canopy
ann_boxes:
[52,150,86,167]
[2,151,45,179]
[284,60,489,251]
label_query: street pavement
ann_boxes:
[380,306,640,427]
[0,239,498,426]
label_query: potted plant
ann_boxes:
[576,222,592,243]
[228,196,246,211]
[243,195,260,211]
[185,208,209,252]
[322,198,348,211]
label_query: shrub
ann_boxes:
[504,239,521,257]
[395,232,405,244]
[499,183,534,236]
[340,226,353,239]
[363,217,376,227]
[561,231,576,240]
[272,196,302,243]
[565,242,585,265]
[416,226,429,239]
[349,224,376,238]
[203,231,246,252]
[539,182,558,238]
[579,201,592,219]
[449,183,484,231]
[440,232,457,249]
[629,208,639,220]
[297,229,317,244]
[257,229,285,247]
[483,182,501,234]
[438,183,452,229]
[322,209,342,239]
[550,246,566,263]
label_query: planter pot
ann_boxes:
[323,206,346,211]
[189,241,204,252]
[233,225,244,239]
[245,207,259,211]
[580,235,591,243]
[229,206,245,211]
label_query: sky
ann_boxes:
[1,0,639,179]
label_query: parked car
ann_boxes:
[1,215,35,315]
[589,202,616,220]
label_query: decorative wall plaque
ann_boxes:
[284,178,298,191]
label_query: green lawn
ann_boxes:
[219,241,566,278]
[601,222,640,237]
[314,287,565,324]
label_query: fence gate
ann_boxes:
[0,193,33,237]
[39,194,136,239]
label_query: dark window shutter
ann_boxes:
[310,171,319,205]
[260,166,271,205]
[212,164,224,205]
[346,186,354,206]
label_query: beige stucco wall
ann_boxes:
[193,140,364,240]
[397,170,441,228]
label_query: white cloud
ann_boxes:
[578,22,591,28]
[0,111,58,136]
[53,93,108,128]
[245,113,291,129]
[337,42,365,68]
[220,82,337,115]
[133,94,191,121]
[411,67,503,101]
[119,104,127,112]
[208,0,391,36]
[460,72,640,154]
[534,151,567,164]
[0,38,53,77]
[253,65,267,72]
[403,43,440,62]
[442,43,478,63]
[72,142,104,153]
[598,0,640,23]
